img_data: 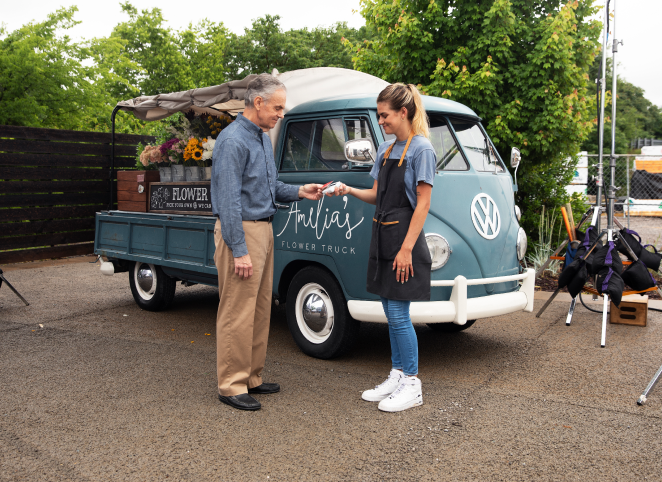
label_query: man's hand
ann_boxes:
[234,254,253,280]
[299,184,324,201]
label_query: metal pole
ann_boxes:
[109,106,121,211]
[596,0,610,233]
[607,0,618,239]
[601,294,609,348]
[638,362,662,405]
[626,157,630,228]
[0,270,29,306]
[566,297,577,326]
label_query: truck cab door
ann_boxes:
[273,115,377,300]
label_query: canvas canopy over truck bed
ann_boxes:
[109,67,389,210]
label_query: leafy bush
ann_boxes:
[347,0,602,242]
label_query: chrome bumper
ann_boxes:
[346,269,535,325]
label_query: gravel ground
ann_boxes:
[2,258,662,481]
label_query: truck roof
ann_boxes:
[287,93,479,118]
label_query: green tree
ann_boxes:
[225,15,373,79]
[110,2,194,95]
[178,19,230,88]
[0,6,137,130]
[348,0,602,238]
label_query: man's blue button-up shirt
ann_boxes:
[211,113,301,257]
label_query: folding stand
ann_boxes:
[638,363,662,405]
[0,269,30,306]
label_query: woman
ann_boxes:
[329,83,436,412]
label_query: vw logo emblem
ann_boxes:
[471,193,501,240]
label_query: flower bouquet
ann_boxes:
[201,137,216,180]
[183,137,204,181]
[134,111,232,183]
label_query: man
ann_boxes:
[211,74,323,411]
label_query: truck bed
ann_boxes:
[94,211,218,286]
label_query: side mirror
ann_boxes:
[344,139,375,165]
[510,147,521,169]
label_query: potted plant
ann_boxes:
[201,137,215,180]
[183,137,204,181]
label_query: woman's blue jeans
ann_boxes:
[380,297,418,376]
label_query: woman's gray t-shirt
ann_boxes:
[370,135,437,209]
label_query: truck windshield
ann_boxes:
[448,117,504,173]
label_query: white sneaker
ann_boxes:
[361,369,404,402]
[378,376,423,412]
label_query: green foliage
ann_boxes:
[225,15,371,78]
[526,205,561,274]
[1,5,371,136]
[110,2,195,95]
[348,0,603,240]
[178,20,229,88]
[0,7,131,130]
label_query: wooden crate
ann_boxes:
[117,170,160,212]
[610,294,648,327]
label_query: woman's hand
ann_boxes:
[326,180,377,205]
[325,183,351,197]
[393,248,413,283]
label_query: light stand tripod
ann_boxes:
[536,0,630,348]
[0,269,30,306]
[534,1,662,404]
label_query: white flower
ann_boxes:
[202,150,213,161]
[202,138,216,151]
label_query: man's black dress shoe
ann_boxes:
[248,382,280,394]
[218,393,261,411]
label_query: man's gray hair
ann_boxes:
[244,74,286,108]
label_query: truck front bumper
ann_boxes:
[346,269,535,325]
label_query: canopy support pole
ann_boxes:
[109,106,121,211]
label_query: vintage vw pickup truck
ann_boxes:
[95,67,534,359]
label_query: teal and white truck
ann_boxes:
[95,67,534,359]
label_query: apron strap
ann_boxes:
[383,131,415,166]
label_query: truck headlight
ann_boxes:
[425,234,451,270]
[514,205,521,221]
[516,228,527,261]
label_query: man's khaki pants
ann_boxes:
[214,218,274,396]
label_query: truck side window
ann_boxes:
[345,118,374,142]
[281,118,348,171]
[281,121,314,171]
[315,119,346,169]
[429,115,468,171]
[449,117,505,173]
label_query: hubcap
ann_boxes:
[134,263,157,300]
[295,283,334,344]
[303,293,328,332]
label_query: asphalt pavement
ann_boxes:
[1,257,662,481]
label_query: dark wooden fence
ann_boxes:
[0,125,155,264]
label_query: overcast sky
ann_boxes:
[2,0,661,107]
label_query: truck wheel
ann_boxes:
[129,262,176,312]
[286,266,359,359]
[427,320,476,333]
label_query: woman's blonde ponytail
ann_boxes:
[408,84,429,139]
[377,83,430,138]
